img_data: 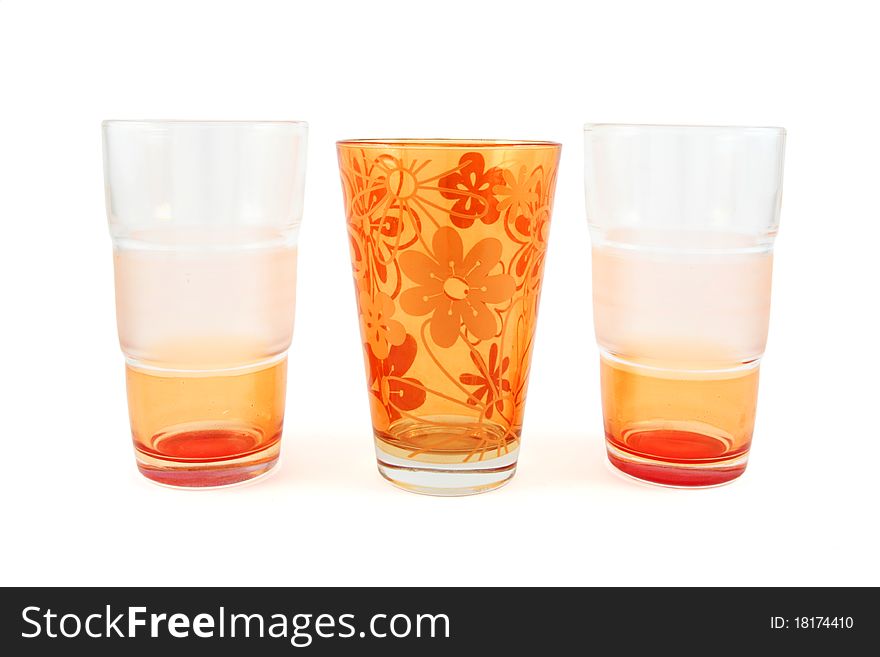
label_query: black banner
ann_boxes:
[0,587,874,654]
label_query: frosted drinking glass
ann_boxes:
[103,120,308,487]
[585,124,786,486]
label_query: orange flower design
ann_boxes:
[438,152,504,228]
[361,201,421,296]
[340,151,423,296]
[459,343,511,418]
[399,227,514,348]
[512,207,551,279]
[339,141,560,467]
[367,334,426,431]
[360,200,420,264]
[340,150,388,223]
[494,165,539,220]
[358,286,405,359]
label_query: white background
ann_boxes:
[1,0,878,587]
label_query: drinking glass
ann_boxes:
[103,120,308,487]
[585,124,786,486]
[337,139,561,495]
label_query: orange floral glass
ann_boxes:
[337,139,561,495]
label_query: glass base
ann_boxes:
[606,441,748,488]
[375,442,518,496]
[134,434,281,488]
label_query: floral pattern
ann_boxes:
[459,343,511,419]
[358,285,405,359]
[339,142,560,462]
[399,227,514,348]
[366,334,426,432]
[494,165,539,220]
[438,152,504,228]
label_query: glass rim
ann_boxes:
[102,119,308,130]
[336,138,561,149]
[584,123,785,135]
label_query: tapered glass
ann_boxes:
[103,120,308,487]
[585,124,785,486]
[338,139,561,495]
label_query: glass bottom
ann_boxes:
[600,351,757,487]
[606,440,748,488]
[374,419,519,496]
[134,424,281,488]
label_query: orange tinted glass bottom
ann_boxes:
[125,357,287,487]
[600,353,759,487]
